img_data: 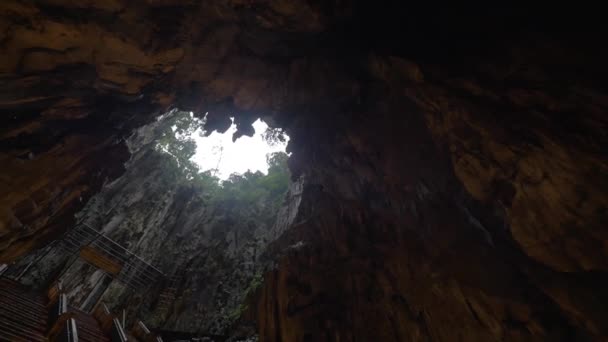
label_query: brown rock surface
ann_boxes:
[1,1,607,340]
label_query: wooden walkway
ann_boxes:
[0,277,48,341]
[0,271,161,341]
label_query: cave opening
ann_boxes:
[156,111,290,181]
[154,110,291,183]
[146,110,295,230]
[1,2,607,341]
[2,108,300,338]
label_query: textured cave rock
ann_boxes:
[1,1,608,341]
[8,114,303,337]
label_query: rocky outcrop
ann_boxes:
[8,113,302,336]
[251,45,608,340]
[1,1,607,341]
[255,84,608,340]
[0,0,344,260]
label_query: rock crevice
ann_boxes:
[1,1,607,340]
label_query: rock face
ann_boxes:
[1,1,608,341]
[256,80,608,340]
[8,114,302,336]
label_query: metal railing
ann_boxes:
[58,223,165,290]
[133,320,164,342]
[111,317,129,342]
[53,318,78,342]
[47,281,80,342]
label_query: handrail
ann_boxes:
[47,291,76,341]
[118,272,151,287]
[91,236,126,257]
[56,222,167,293]
[138,321,150,334]
[48,293,68,329]
[92,301,129,342]
[91,242,130,258]
[71,225,163,268]
[92,303,113,333]
[132,320,164,342]
[53,317,78,342]
[80,223,165,276]
[60,239,80,249]
[14,240,58,280]
[111,317,129,342]
[69,318,79,342]
[118,263,161,283]
[85,242,129,263]
[47,280,63,306]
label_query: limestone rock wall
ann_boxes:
[0,0,327,260]
[1,1,607,341]
[7,115,303,336]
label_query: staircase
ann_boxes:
[0,271,146,342]
[0,277,48,341]
[0,226,168,342]
[70,307,110,342]
[60,223,166,291]
[156,255,190,316]
[0,222,169,341]
[156,274,181,310]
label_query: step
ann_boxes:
[77,327,110,342]
[71,307,98,318]
[0,320,45,341]
[0,299,48,321]
[0,310,47,334]
[0,330,30,342]
[71,308,102,325]
[0,293,48,313]
[77,324,108,339]
[0,277,42,293]
[0,306,47,327]
[75,317,101,331]
[0,282,47,304]
[0,288,47,310]
[0,280,44,299]
[0,296,47,317]
[70,308,110,341]
[0,281,47,299]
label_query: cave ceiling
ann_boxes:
[1,1,608,341]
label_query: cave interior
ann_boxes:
[0,1,607,341]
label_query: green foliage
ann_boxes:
[262,127,287,146]
[245,270,264,295]
[225,271,264,325]
[210,153,289,217]
[155,112,282,328]
[226,303,246,324]
[155,111,290,212]
[155,111,203,180]
[261,152,290,197]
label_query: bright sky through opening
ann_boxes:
[190,118,289,180]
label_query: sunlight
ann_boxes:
[190,118,289,179]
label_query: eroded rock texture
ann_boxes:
[1,1,607,341]
[8,115,302,337]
